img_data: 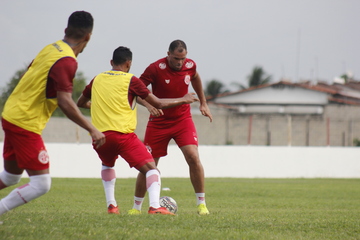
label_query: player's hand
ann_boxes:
[200,103,213,122]
[183,93,199,104]
[148,106,164,117]
[91,130,106,149]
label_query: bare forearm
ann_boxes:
[59,91,105,148]
[77,94,91,109]
[144,93,198,109]
[59,101,95,132]
[192,75,207,103]
[59,92,95,133]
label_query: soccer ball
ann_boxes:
[159,196,178,214]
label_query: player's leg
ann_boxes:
[93,132,119,214]
[180,145,205,194]
[129,123,170,214]
[176,118,209,215]
[0,126,23,190]
[130,157,160,214]
[180,145,209,215]
[137,162,174,215]
[0,160,23,190]
[0,123,51,217]
[101,165,118,214]
[0,169,51,216]
[122,133,173,215]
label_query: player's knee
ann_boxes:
[0,170,22,187]
[186,154,201,166]
[29,174,51,196]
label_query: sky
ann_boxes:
[0,0,359,91]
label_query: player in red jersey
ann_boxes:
[128,40,213,215]
[0,11,105,221]
[77,46,198,215]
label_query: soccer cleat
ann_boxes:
[197,204,210,215]
[128,208,141,215]
[107,204,119,214]
[148,207,175,215]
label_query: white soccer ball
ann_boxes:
[159,196,178,214]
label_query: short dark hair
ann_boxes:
[169,40,187,53]
[65,11,94,40]
[112,46,132,65]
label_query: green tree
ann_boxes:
[0,67,90,116]
[0,68,26,113]
[205,79,228,99]
[247,66,272,87]
[230,66,272,91]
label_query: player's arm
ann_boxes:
[51,59,104,148]
[191,72,213,122]
[137,96,164,117]
[136,66,165,117]
[144,92,199,109]
[77,94,91,109]
[132,76,198,110]
[58,91,105,148]
[77,79,93,109]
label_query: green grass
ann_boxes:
[1,178,360,240]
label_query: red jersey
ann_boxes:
[140,57,197,121]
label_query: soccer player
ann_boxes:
[0,11,105,220]
[77,46,198,215]
[128,40,213,215]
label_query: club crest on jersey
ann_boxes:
[184,75,191,85]
[38,150,49,164]
[159,62,166,70]
[165,79,170,84]
[185,61,194,68]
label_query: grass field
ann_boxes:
[1,178,360,240]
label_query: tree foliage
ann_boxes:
[231,66,272,91]
[0,69,26,110]
[0,67,90,116]
[247,66,272,87]
[205,79,228,98]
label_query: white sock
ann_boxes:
[0,170,22,189]
[196,193,206,205]
[146,169,161,208]
[132,196,144,211]
[0,174,51,216]
[101,166,117,207]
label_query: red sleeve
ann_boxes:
[82,79,94,99]
[139,63,156,86]
[129,76,150,99]
[46,57,77,98]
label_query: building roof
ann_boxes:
[212,80,360,106]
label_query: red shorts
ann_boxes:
[94,131,154,170]
[144,117,198,158]
[2,118,49,171]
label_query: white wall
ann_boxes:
[1,143,359,178]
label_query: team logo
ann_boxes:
[165,79,170,84]
[159,62,166,69]
[145,145,152,153]
[193,132,198,142]
[185,61,194,68]
[184,75,191,85]
[38,150,49,164]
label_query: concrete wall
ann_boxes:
[1,103,360,147]
[1,143,359,178]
